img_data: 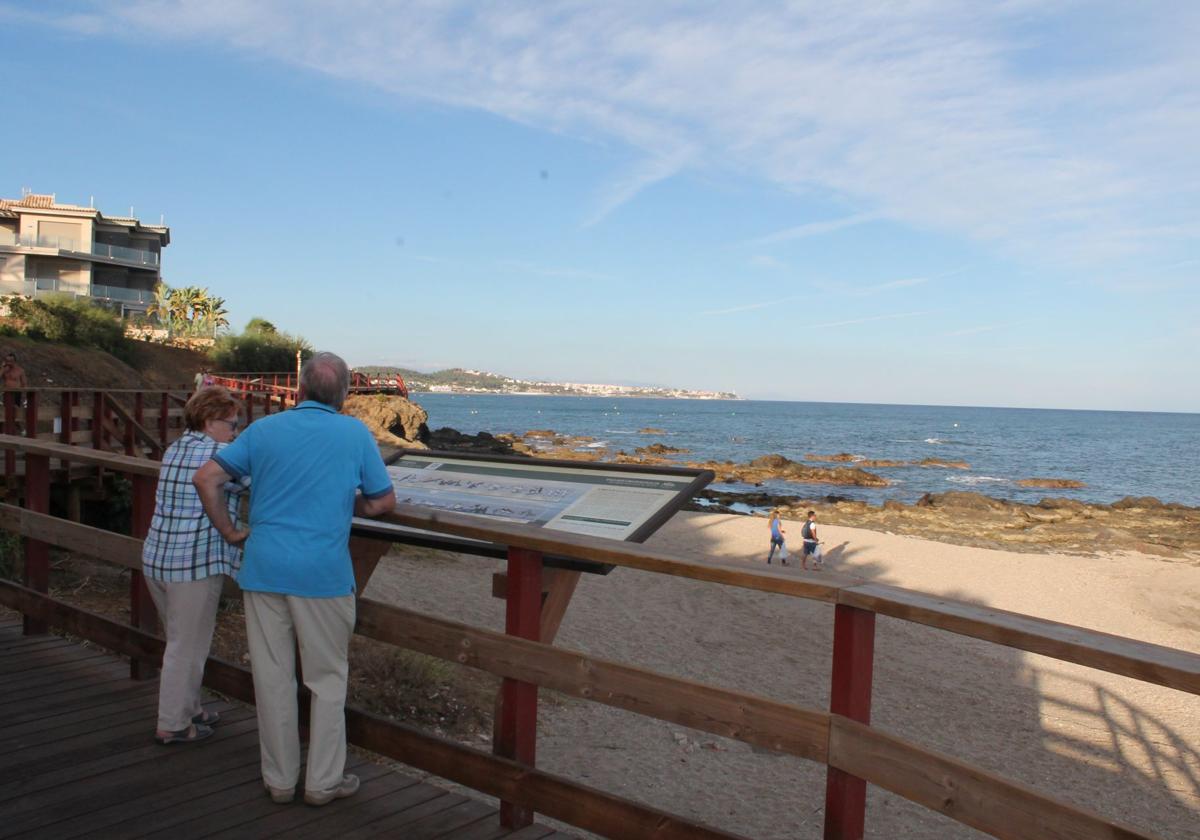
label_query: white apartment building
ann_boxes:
[0,191,168,315]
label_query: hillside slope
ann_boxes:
[0,337,206,390]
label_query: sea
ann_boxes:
[412,394,1200,508]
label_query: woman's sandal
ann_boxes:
[155,723,214,745]
[193,710,220,726]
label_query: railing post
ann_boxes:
[159,392,169,447]
[129,473,159,679]
[3,391,15,479]
[823,604,877,840]
[23,450,51,636]
[24,390,38,441]
[496,546,543,829]
[92,391,105,450]
[60,390,73,445]
[245,393,255,425]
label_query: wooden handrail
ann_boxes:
[837,583,1200,695]
[827,715,1152,840]
[354,597,830,761]
[102,394,164,459]
[0,434,160,476]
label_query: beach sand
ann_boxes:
[363,511,1200,839]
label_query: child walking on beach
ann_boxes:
[766,510,787,565]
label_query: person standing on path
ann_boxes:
[142,386,247,745]
[193,352,396,807]
[2,352,28,412]
[801,510,824,570]
[766,509,787,565]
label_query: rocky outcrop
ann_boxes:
[806,453,860,463]
[685,455,889,487]
[344,395,428,449]
[639,427,667,434]
[424,427,524,456]
[636,442,689,457]
[689,488,1200,560]
[918,458,970,470]
[1017,478,1086,489]
[807,453,970,469]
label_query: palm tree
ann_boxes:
[147,283,173,326]
[200,296,230,332]
[181,286,208,324]
[167,287,191,325]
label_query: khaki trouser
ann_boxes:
[145,575,224,732]
[243,591,356,793]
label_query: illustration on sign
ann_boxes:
[385,455,700,541]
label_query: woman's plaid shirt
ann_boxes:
[142,431,246,582]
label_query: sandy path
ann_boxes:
[363,511,1200,839]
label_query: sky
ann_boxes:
[2,1,1198,411]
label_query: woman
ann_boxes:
[142,386,248,744]
[766,509,787,565]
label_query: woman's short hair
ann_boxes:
[184,386,243,431]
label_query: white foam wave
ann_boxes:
[924,437,945,444]
[585,441,608,448]
[946,475,1009,485]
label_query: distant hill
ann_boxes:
[356,366,737,400]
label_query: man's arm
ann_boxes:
[194,460,250,545]
[355,488,396,518]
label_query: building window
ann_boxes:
[37,220,82,251]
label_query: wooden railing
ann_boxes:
[0,434,1196,839]
[213,371,409,399]
[0,386,291,474]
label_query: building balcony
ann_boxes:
[0,276,154,306]
[0,230,159,268]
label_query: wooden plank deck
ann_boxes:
[0,617,573,840]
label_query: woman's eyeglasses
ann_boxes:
[215,418,242,431]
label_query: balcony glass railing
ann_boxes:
[92,242,159,266]
[0,232,158,266]
[90,283,154,304]
[6,277,154,305]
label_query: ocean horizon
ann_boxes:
[409,393,1200,508]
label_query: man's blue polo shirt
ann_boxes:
[212,401,392,597]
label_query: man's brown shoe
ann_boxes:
[304,773,360,806]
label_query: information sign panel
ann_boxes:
[352,449,713,573]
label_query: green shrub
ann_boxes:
[209,329,313,372]
[3,294,130,360]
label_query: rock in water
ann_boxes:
[344,395,429,447]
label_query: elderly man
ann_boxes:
[194,352,395,806]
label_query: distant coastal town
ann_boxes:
[356,366,739,400]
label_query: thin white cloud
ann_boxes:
[749,254,787,270]
[943,324,1003,338]
[748,212,881,246]
[699,295,802,316]
[495,260,615,282]
[852,276,929,296]
[808,310,932,329]
[584,150,692,227]
[30,2,1200,268]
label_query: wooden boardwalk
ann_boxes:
[0,618,570,840]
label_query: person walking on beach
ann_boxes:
[142,387,247,745]
[801,510,823,570]
[193,352,396,806]
[766,510,787,565]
